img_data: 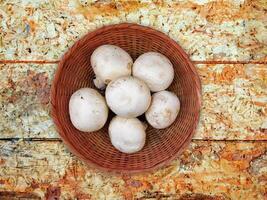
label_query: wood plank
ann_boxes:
[0,140,266,199]
[196,63,267,140]
[0,63,266,140]
[0,0,266,61]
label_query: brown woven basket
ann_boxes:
[51,23,201,174]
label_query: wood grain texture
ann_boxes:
[0,0,266,61]
[0,63,266,140]
[0,140,266,199]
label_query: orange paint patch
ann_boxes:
[194,0,266,23]
[220,148,264,162]
[165,0,267,24]
[76,1,145,21]
[28,20,37,33]
[0,158,5,165]
[253,101,267,107]
[219,65,245,83]
[30,0,266,25]
[198,64,246,84]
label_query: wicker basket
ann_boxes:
[51,23,201,173]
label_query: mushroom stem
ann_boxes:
[93,77,106,90]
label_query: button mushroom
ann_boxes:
[133,52,174,92]
[91,44,133,89]
[109,116,146,153]
[145,90,180,129]
[69,88,108,132]
[105,76,151,118]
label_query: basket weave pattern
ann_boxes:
[51,23,201,173]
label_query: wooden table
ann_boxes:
[0,1,266,199]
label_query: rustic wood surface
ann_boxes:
[0,0,266,199]
[0,140,266,199]
[0,0,267,62]
[0,63,266,140]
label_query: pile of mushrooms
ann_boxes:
[69,45,180,154]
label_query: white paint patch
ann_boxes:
[46,23,57,38]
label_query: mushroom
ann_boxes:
[133,52,174,92]
[145,90,180,129]
[105,76,151,118]
[91,44,133,88]
[69,88,108,132]
[109,116,146,153]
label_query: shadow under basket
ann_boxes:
[51,23,201,174]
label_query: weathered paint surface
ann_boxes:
[197,63,267,140]
[0,0,266,61]
[0,63,266,140]
[0,140,266,199]
[0,64,56,138]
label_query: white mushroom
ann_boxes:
[145,90,180,129]
[91,44,133,88]
[105,76,151,118]
[69,88,108,132]
[133,52,174,92]
[109,116,146,154]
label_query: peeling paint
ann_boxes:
[0,63,266,140]
[0,141,266,199]
[0,0,266,61]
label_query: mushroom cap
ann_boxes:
[145,90,180,129]
[105,76,151,118]
[69,88,108,132]
[91,44,133,84]
[109,116,146,154]
[133,52,174,92]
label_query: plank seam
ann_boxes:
[0,60,267,64]
[0,138,266,142]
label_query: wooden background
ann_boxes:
[0,0,266,199]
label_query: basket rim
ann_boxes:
[50,23,202,174]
